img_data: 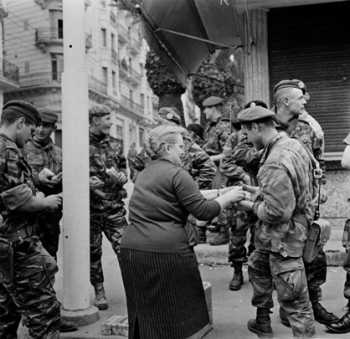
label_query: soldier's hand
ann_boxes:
[320,187,328,204]
[242,184,260,201]
[38,168,56,187]
[106,167,127,185]
[36,191,45,199]
[51,172,62,184]
[90,176,104,189]
[43,194,62,211]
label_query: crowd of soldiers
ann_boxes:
[0,76,349,338]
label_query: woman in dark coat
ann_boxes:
[120,125,245,339]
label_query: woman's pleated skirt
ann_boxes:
[120,248,209,339]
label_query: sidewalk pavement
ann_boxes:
[52,234,349,339]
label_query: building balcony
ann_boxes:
[35,27,63,51]
[117,24,128,45]
[0,58,19,90]
[88,76,107,95]
[18,71,61,88]
[120,95,143,116]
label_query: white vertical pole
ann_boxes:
[243,9,270,105]
[61,0,98,323]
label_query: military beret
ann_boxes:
[202,96,223,107]
[89,104,111,117]
[273,79,306,95]
[158,107,181,125]
[238,106,275,123]
[39,109,58,124]
[3,100,41,125]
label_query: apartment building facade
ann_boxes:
[0,1,19,109]
[3,0,157,154]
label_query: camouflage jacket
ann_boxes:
[287,118,325,179]
[220,131,249,183]
[253,133,315,257]
[203,118,231,156]
[181,142,216,189]
[23,137,62,195]
[90,132,127,213]
[0,134,37,234]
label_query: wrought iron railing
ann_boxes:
[35,27,63,43]
[19,71,61,87]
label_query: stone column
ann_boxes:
[243,9,270,106]
[61,0,99,325]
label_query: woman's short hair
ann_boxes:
[147,125,185,158]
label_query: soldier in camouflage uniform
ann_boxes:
[202,96,231,245]
[89,104,128,310]
[326,132,350,333]
[182,130,216,243]
[0,101,61,339]
[23,109,77,333]
[23,109,62,260]
[220,102,268,291]
[273,79,338,327]
[237,106,316,338]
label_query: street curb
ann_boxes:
[61,282,213,339]
[195,247,347,267]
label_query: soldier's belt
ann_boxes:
[0,224,38,242]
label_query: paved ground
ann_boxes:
[50,236,350,339]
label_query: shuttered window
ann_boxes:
[268,2,350,154]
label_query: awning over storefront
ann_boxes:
[138,0,242,84]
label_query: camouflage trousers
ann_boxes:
[248,249,315,337]
[90,210,127,286]
[304,249,327,304]
[0,237,60,339]
[38,211,62,261]
[228,209,256,264]
[343,250,350,300]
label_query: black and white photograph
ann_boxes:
[0,0,350,338]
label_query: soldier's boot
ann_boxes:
[197,227,207,244]
[209,226,229,246]
[247,308,273,338]
[60,319,78,332]
[229,262,244,291]
[326,311,350,334]
[94,283,109,310]
[312,302,338,325]
[279,307,291,327]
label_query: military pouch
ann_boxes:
[303,221,320,264]
[0,238,14,284]
[303,218,331,264]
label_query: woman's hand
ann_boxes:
[223,186,246,203]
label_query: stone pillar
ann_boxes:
[61,0,99,325]
[243,9,270,106]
